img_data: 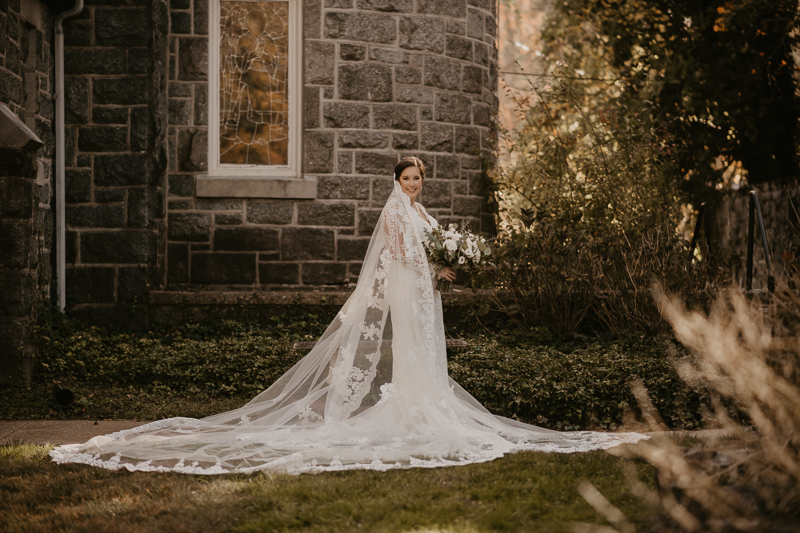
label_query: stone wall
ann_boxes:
[61,0,168,318]
[165,0,499,289]
[0,0,56,382]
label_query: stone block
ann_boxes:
[473,103,491,126]
[339,131,389,149]
[453,181,467,195]
[395,86,432,104]
[317,176,371,200]
[445,35,472,61]
[169,174,194,197]
[177,128,208,172]
[191,252,257,284]
[462,65,483,94]
[304,86,320,129]
[171,10,191,34]
[467,9,483,39]
[65,77,88,124]
[170,83,192,97]
[418,0,466,18]
[194,0,208,35]
[468,0,490,9]
[392,133,418,150]
[398,17,445,53]
[247,200,294,224]
[460,154,481,170]
[370,179,394,205]
[348,262,362,277]
[480,127,495,152]
[302,262,347,285]
[435,93,472,124]
[0,219,29,269]
[420,122,453,152]
[127,188,148,228]
[216,213,242,225]
[95,154,149,186]
[338,64,392,102]
[167,243,189,283]
[128,49,149,75]
[118,266,148,302]
[326,0,352,7]
[178,37,208,81]
[323,102,369,128]
[395,66,421,85]
[453,195,482,216]
[168,212,211,242]
[339,43,366,61]
[368,47,409,64]
[95,8,149,47]
[215,227,279,251]
[64,20,92,47]
[66,267,115,305]
[93,77,148,106]
[355,152,396,175]
[357,208,382,235]
[81,231,150,263]
[467,170,486,196]
[338,152,353,173]
[259,262,299,285]
[305,0,321,39]
[66,205,125,228]
[0,177,33,218]
[373,104,416,130]
[485,14,497,38]
[356,0,412,11]
[78,126,128,152]
[436,154,460,179]
[421,180,451,208]
[194,83,208,125]
[95,188,126,203]
[474,41,489,67]
[131,107,152,152]
[455,126,480,154]
[65,169,91,203]
[337,237,370,261]
[195,198,243,210]
[297,202,355,226]
[305,41,335,85]
[324,12,396,43]
[423,57,460,91]
[281,228,334,260]
[304,131,334,173]
[93,107,128,124]
[169,99,192,125]
[65,49,125,75]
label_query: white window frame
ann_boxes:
[200,0,313,198]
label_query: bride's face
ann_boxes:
[398,166,423,202]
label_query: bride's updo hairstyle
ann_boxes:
[393,156,426,181]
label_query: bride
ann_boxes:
[51,157,647,475]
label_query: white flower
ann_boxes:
[458,256,466,265]
[445,239,457,251]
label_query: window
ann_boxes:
[200,0,312,197]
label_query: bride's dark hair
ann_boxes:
[393,156,426,181]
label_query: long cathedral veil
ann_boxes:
[50,182,647,475]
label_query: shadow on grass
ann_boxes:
[1,443,659,532]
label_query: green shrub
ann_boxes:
[449,336,707,430]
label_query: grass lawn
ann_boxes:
[1,443,660,532]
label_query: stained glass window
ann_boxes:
[219,1,289,166]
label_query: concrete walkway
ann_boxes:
[0,420,144,446]
[0,420,736,447]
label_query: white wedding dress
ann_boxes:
[50,182,647,475]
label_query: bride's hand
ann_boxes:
[439,267,456,281]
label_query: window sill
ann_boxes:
[196,175,317,198]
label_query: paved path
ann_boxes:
[0,421,736,447]
[0,420,144,445]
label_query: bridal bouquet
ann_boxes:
[422,223,492,293]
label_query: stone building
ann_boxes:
[1,0,498,378]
